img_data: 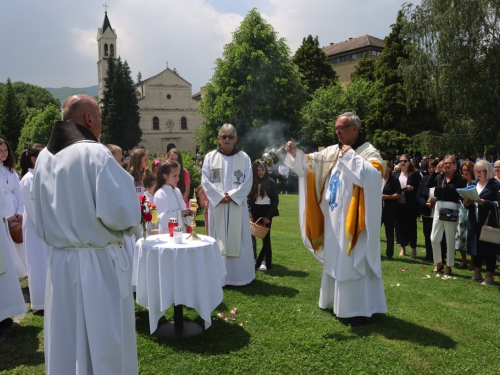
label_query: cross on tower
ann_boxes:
[103,3,109,12]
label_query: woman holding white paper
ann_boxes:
[464,160,500,285]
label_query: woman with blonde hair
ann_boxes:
[493,160,500,183]
[427,155,466,275]
[464,160,500,285]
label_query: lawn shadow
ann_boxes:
[0,324,45,371]
[225,279,300,297]
[266,264,309,278]
[135,309,250,354]
[323,314,456,349]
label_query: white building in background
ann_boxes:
[97,12,203,155]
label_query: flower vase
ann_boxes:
[142,222,147,241]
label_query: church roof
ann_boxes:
[322,35,385,57]
[99,12,116,35]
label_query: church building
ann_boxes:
[97,12,203,155]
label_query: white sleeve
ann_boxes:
[201,152,225,207]
[337,149,380,188]
[19,174,35,222]
[11,172,24,216]
[95,157,141,236]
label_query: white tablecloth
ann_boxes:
[135,234,226,334]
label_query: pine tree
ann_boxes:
[100,57,142,150]
[351,56,377,82]
[293,35,337,96]
[0,78,25,151]
[196,8,307,157]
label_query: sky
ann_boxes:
[0,0,420,93]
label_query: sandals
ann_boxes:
[470,274,483,281]
[481,277,494,285]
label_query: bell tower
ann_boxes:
[97,10,117,100]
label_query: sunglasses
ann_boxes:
[219,135,236,140]
[334,124,354,132]
[399,160,408,163]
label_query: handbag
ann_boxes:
[479,203,500,244]
[439,207,458,222]
[438,177,458,221]
[9,222,23,244]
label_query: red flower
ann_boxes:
[141,205,145,211]
[144,212,152,222]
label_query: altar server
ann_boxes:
[0,189,27,330]
[202,124,255,286]
[32,95,140,374]
[0,138,27,277]
[154,160,193,234]
[19,144,51,311]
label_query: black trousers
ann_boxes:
[277,175,288,193]
[251,204,273,268]
[474,254,497,273]
[396,204,418,248]
[381,206,397,258]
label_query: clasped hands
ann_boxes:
[7,214,22,223]
[219,192,233,204]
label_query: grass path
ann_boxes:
[1,194,499,374]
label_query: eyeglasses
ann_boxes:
[474,170,486,173]
[494,166,500,169]
[399,160,408,163]
[334,124,354,132]
[443,162,454,165]
[219,135,236,140]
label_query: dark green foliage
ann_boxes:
[100,57,142,151]
[181,151,200,198]
[0,78,25,151]
[352,56,377,82]
[16,104,60,155]
[292,35,337,96]
[301,79,379,147]
[401,1,500,155]
[196,8,308,158]
[0,81,60,111]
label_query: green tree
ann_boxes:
[0,78,25,151]
[0,81,60,111]
[101,57,142,151]
[16,104,60,154]
[401,1,500,154]
[300,79,379,147]
[351,56,377,82]
[292,35,337,96]
[196,8,308,158]
[136,71,142,83]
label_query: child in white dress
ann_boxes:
[19,143,52,311]
[154,160,193,234]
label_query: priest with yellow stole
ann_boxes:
[285,112,387,327]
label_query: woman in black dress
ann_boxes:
[381,160,402,259]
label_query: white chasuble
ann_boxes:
[286,143,387,318]
[202,149,255,286]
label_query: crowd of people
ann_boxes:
[383,153,500,284]
[1,96,499,373]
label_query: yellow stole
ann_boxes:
[304,146,384,255]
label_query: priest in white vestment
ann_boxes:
[202,124,255,286]
[285,112,387,327]
[32,95,140,374]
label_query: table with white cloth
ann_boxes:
[135,234,226,336]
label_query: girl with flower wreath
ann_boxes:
[154,160,193,234]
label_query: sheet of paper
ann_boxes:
[456,186,479,200]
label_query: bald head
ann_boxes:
[62,95,102,139]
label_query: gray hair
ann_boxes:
[474,160,495,180]
[339,112,362,131]
[218,123,237,137]
[494,160,500,168]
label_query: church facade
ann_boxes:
[97,12,203,155]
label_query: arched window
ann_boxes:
[181,117,187,130]
[110,44,114,57]
[104,44,109,57]
[152,117,159,130]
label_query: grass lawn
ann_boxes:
[1,194,499,374]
